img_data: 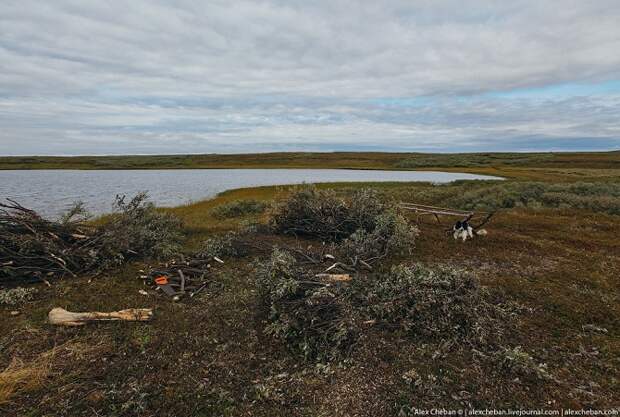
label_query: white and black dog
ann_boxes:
[453,219,487,241]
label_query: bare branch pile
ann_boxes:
[270,187,387,241]
[0,199,99,283]
[0,193,184,284]
[142,255,218,300]
[270,186,418,266]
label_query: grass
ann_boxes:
[211,199,267,219]
[0,339,108,406]
[0,358,48,406]
[1,156,619,415]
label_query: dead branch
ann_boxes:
[48,307,153,326]
[315,273,352,283]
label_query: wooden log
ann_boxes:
[314,273,352,283]
[48,307,153,326]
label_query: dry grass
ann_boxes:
[0,340,106,406]
[0,358,49,405]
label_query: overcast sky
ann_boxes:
[1,0,620,155]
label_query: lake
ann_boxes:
[0,169,502,218]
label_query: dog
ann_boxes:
[453,219,473,241]
[452,219,487,241]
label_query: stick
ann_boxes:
[178,269,185,292]
[314,273,352,283]
[190,282,209,298]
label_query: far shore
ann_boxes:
[1,151,618,183]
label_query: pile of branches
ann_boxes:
[256,248,359,361]
[0,200,99,283]
[0,194,184,284]
[255,244,522,361]
[141,227,266,300]
[270,186,418,266]
[197,231,253,260]
[142,256,216,300]
[364,263,516,347]
[270,187,384,241]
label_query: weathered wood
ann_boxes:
[48,307,153,326]
[314,273,352,283]
[399,205,474,217]
[178,269,185,292]
[400,202,490,214]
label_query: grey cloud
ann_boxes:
[0,1,619,154]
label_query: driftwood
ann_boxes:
[315,273,352,283]
[399,202,476,218]
[48,307,153,326]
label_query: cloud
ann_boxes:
[0,0,619,154]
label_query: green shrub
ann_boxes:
[270,186,417,263]
[343,188,388,232]
[256,248,358,361]
[365,264,505,345]
[339,210,418,262]
[447,182,620,214]
[211,199,267,219]
[270,186,352,241]
[198,231,248,259]
[495,346,553,381]
[97,193,184,267]
[272,186,408,234]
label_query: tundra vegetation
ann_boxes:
[211,199,267,219]
[1,152,619,416]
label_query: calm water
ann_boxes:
[0,169,501,218]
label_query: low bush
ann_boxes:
[494,346,553,381]
[198,231,249,259]
[270,187,391,241]
[255,247,524,363]
[271,186,418,262]
[270,186,353,241]
[364,264,508,345]
[339,211,418,263]
[448,182,620,214]
[96,193,184,268]
[256,248,359,361]
[211,199,267,219]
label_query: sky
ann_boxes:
[1,0,620,155]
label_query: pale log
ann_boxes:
[48,307,153,326]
